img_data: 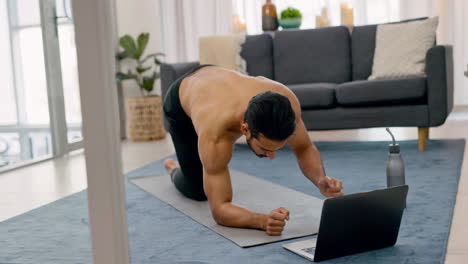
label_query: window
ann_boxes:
[0,0,82,171]
[56,1,83,143]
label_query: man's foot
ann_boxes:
[164,158,180,174]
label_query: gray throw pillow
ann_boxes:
[369,17,438,80]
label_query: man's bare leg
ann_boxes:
[164,158,180,174]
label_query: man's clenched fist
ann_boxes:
[264,207,289,236]
[318,176,344,197]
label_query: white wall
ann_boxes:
[115,0,163,97]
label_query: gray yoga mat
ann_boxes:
[130,170,323,247]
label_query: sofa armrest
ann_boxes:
[161,61,200,101]
[425,45,454,126]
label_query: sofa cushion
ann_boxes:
[274,26,351,85]
[351,17,429,81]
[240,34,274,79]
[288,83,337,109]
[336,77,427,106]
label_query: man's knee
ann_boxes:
[192,192,208,201]
[170,168,207,201]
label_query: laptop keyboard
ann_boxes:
[302,247,316,255]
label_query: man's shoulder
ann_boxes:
[198,133,234,170]
[198,131,236,151]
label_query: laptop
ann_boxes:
[282,185,408,262]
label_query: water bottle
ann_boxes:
[386,128,405,187]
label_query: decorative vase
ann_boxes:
[262,0,279,31]
[279,18,302,29]
[125,96,166,141]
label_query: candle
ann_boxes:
[340,3,354,26]
[321,7,327,17]
[340,3,348,26]
[316,16,322,27]
[240,20,247,32]
[316,7,330,28]
[321,7,330,26]
[232,15,247,33]
[345,6,354,26]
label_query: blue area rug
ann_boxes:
[0,140,464,264]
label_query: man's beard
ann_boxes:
[246,137,267,158]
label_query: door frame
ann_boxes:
[72,0,130,263]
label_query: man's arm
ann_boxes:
[287,119,344,197]
[284,91,344,197]
[288,119,326,185]
[199,136,289,235]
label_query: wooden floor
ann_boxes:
[1,110,467,263]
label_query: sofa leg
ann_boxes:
[418,127,429,152]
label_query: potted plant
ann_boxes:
[279,7,302,29]
[116,33,166,141]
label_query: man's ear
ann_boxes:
[241,122,249,135]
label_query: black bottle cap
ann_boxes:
[389,144,400,153]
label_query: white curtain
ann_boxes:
[160,0,233,63]
[399,0,468,105]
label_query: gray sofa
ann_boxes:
[161,19,453,151]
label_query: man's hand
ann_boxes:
[317,176,344,197]
[263,207,289,236]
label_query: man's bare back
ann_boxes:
[163,65,343,236]
[179,66,298,143]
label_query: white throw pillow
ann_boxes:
[368,17,438,80]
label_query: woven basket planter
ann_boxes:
[125,96,166,141]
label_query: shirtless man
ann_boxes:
[163,65,343,236]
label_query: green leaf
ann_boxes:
[136,66,151,73]
[116,51,129,60]
[280,7,302,19]
[137,33,150,59]
[116,72,138,83]
[119,35,139,59]
[154,57,162,65]
[141,74,155,92]
[141,52,165,64]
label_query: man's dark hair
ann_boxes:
[244,91,296,141]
